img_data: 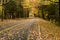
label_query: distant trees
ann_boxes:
[3,0,29,19]
[15,2,24,18]
[23,8,30,18]
[38,1,59,23]
[4,0,17,19]
[2,0,30,19]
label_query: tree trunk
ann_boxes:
[42,8,45,19]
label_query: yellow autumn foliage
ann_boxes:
[0,6,2,15]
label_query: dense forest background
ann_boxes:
[0,0,59,25]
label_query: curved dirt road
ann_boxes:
[0,18,60,40]
[0,18,41,40]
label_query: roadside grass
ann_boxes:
[38,19,60,40]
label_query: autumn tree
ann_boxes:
[4,0,17,19]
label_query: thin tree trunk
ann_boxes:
[42,8,45,19]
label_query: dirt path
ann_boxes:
[0,19,37,40]
[0,18,60,40]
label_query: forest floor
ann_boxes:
[0,18,60,40]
